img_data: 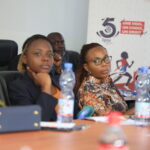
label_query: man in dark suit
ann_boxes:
[47,32,80,72]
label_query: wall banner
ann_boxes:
[87,0,150,90]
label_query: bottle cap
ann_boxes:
[138,66,148,74]
[64,62,73,70]
[107,111,123,125]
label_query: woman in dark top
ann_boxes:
[74,43,127,116]
[8,34,62,121]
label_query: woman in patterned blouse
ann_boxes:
[74,43,127,116]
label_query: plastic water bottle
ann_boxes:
[59,63,75,90]
[98,112,128,150]
[57,63,75,123]
[135,66,150,126]
[147,68,150,98]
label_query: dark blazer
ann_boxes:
[8,72,59,121]
[8,72,79,121]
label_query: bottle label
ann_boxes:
[135,102,150,118]
[58,99,74,117]
[98,144,128,150]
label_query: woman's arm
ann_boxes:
[8,76,58,121]
[79,91,112,116]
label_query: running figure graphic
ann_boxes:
[111,51,134,90]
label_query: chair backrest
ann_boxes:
[0,40,18,71]
[0,71,22,105]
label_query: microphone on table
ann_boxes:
[77,105,94,119]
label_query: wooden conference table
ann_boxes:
[0,120,150,150]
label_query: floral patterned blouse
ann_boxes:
[78,75,127,116]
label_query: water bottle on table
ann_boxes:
[98,112,128,150]
[135,66,150,127]
[57,63,75,123]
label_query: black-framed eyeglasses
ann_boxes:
[89,55,112,66]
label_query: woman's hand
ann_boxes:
[96,105,112,116]
[53,53,62,74]
[27,66,52,94]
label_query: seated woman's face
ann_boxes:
[84,46,111,79]
[22,39,54,73]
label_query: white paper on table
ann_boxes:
[40,121,75,129]
[86,116,135,125]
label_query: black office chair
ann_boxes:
[0,40,18,71]
[0,71,22,106]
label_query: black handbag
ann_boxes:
[0,105,41,133]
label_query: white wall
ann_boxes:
[0,0,89,53]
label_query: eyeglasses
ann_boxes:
[89,55,112,66]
